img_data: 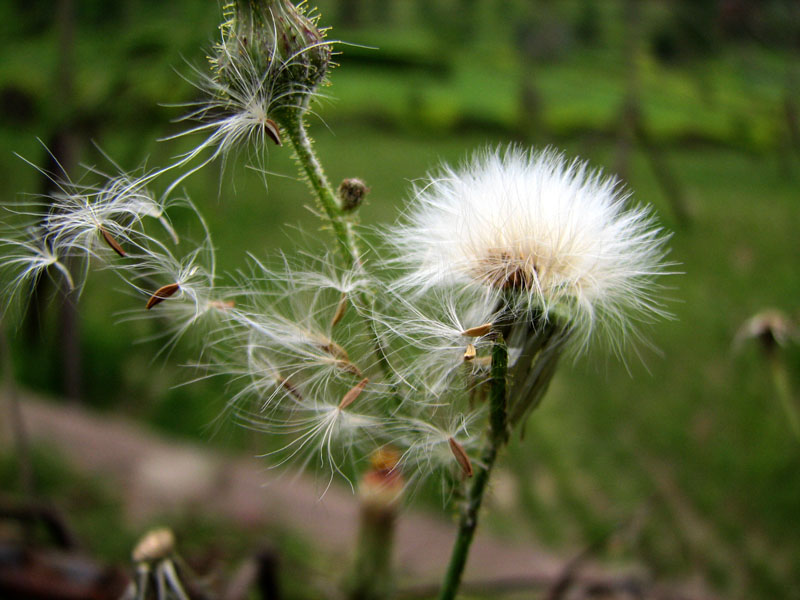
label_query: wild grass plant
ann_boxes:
[0,2,674,598]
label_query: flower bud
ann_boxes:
[338,178,370,212]
[214,0,331,120]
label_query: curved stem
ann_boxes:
[438,337,508,600]
[283,115,361,268]
[282,114,400,382]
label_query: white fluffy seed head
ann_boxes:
[389,146,674,353]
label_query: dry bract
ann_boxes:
[463,343,477,361]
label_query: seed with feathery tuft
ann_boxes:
[99,226,126,257]
[448,437,473,477]
[339,377,369,410]
[331,292,348,327]
[264,118,282,146]
[277,375,304,402]
[209,299,235,310]
[146,283,180,310]
[461,323,493,337]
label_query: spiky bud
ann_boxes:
[213,0,331,121]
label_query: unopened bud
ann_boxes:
[338,178,370,212]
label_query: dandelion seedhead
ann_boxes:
[389,146,673,354]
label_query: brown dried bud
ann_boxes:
[338,178,370,212]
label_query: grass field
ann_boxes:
[1,2,799,598]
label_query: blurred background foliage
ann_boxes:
[1,0,799,598]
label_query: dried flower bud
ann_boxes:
[360,447,403,508]
[132,528,175,563]
[735,309,797,356]
[338,178,370,212]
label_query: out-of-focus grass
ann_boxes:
[2,2,799,598]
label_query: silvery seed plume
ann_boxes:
[388,146,674,356]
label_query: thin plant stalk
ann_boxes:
[282,113,397,379]
[768,351,800,439]
[283,115,361,268]
[348,498,397,600]
[437,337,509,600]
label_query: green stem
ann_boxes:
[284,115,360,268]
[282,115,401,383]
[769,353,800,439]
[438,338,508,600]
[347,502,397,600]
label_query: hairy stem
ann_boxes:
[438,337,508,600]
[284,115,360,267]
[283,114,399,382]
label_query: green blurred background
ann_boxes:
[1,0,799,598]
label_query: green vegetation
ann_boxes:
[1,1,799,598]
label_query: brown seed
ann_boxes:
[448,437,473,477]
[463,343,477,361]
[277,376,304,402]
[336,360,365,379]
[146,283,180,309]
[317,339,364,377]
[99,226,126,257]
[318,338,350,361]
[461,323,493,338]
[331,293,348,327]
[264,118,282,146]
[339,377,369,410]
